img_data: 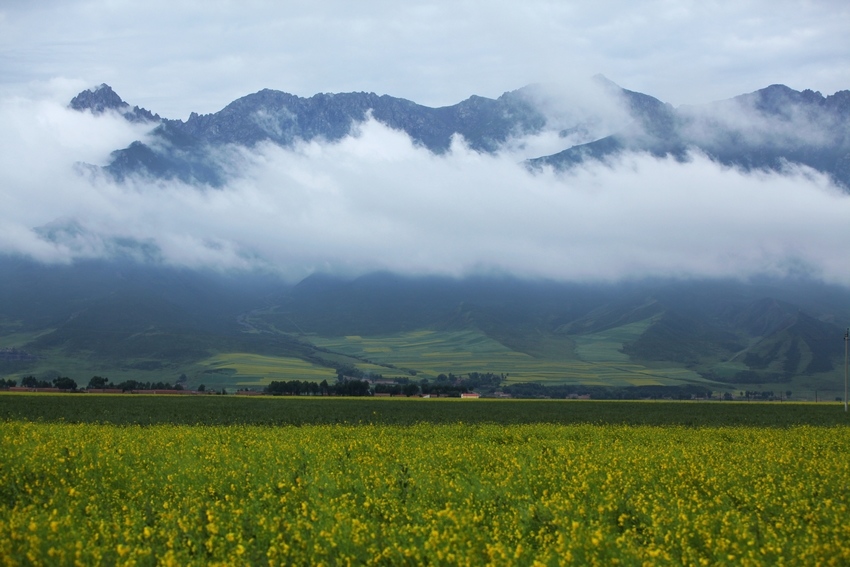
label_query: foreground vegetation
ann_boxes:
[2,393,849,427]
[2,396,848,565]
[2,418,849,566]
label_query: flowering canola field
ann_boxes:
[1,421,849,566]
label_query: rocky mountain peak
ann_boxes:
[69,84,127,113]
[68,80,850,189]
[69,84,160,123]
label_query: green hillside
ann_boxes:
[308,325,706,387]
[2,261,849,398]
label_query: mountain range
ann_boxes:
[1,257,848,397]
[1,80,849,397]
[71,78,850,189]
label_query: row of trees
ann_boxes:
[86,376,185,391]
[265,379,373,396]
[7,371,793,401]
[16,376,79,390]
[3,376,192,391]
[502,382,716,400]
[263,377,481,397]
[263,371,510,397]
[740,390,793,401]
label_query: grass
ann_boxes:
[198,353,337,386]
[2,394,849,565]
[572,319,650,363]
[5,420,849,565]
[309,328,713,387]
[2,393,848,427]
[0,348,195,384]
[2,317,841,398]
[0,329,55,349]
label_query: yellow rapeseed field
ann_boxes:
[1,421,848,565]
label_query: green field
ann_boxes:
[0,329,54,349]
[2,315,842,399]
[198,353,338,387]
[1,393,848,427]
[0,347,194,384]
[4,266,849,404]
[309,327,709,387]
[1,396,849,565]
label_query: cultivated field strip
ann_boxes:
[1,420,848,565]
[311,329,704,385]
[200,353,337,386]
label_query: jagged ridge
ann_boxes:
[69,80,850,188]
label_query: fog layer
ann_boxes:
[1,95,848,284]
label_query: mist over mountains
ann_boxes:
[72,78,850,189]
[0,77,844,283]
[2,78,850,393]
[2,258,848,393]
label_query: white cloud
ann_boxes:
[1,1,847,117]
[1,96,849,285]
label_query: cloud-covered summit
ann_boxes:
[72,80,850,190]
[69,84,160,123]
[1,79,849,285]
[529,83,850,189]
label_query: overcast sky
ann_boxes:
[1,0,848,117]
[1,0,849,285]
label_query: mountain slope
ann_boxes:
[530,84,850,188]
[2,259,849,392]
[70,80,850,188]
[73,85,546,186]
[261,272,850,385]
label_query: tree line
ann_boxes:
[14,376,79,390]
[87,376,185,391]
[2,376,189,392]
[265,379,371,396]
[263,371,508,397]
[502,382,715,400]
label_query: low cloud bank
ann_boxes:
[1,95,849,285]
